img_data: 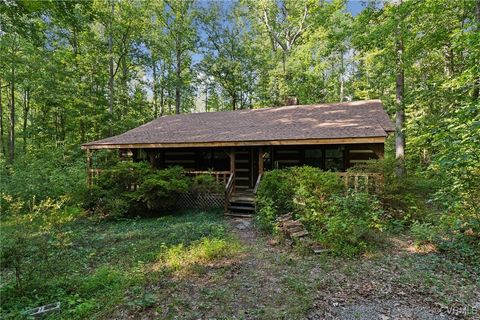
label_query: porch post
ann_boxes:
[230,148,235,191]
[86,148,92,188]
[258,146,264,175]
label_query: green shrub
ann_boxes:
[256,166,344,229]
[434,212,480,267]
[255,168,296,219]
[85,164,194,218]
[83,162,152,218]
[312,192,384,255]
[410,221,436,245]
[191,174,223,193]
[348,159,445,229]
[96,161,152,192]
[134,166,190,212]
[256,166,382,255]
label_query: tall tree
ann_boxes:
[395,2,406,177]
[247,0,314,103]
[164,0,197,114]
[108,0,115,135]
[199,2,258,110]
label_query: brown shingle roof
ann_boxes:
[82,100,394,148]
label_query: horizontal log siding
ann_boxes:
[134,143,384,172]
[345,143,384,168]
[140,147,230,171]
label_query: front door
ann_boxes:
[234,147,259,190]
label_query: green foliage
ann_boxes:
[255,169,296,222]
[0,147,86,215]
[435,214,480,267]
[85,164,225,218]
[256,166,344,229]
[348,158,443,226]
[163,237,242,272]
[134,166,190,212]
[190,174,223,193]
[0,229,30,292]
[318,193,382,256]
[83,162,152,219]
[256,167,382,255]
[97,161,152,192]
[410,221,436,245]
[0,209,233,319]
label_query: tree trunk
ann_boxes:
[473,0,480,99]
[232,93,236,111]
[159,62,165,116]
[120,52,128,120]
[9,67,15,163]
[175,40,181,115]
[160,85,165,116]
[168,88,172,114]
[205,83,208,112]
[152,58,158,118]
[339,50,345,102]
[395,32,406,177]
[23,88,29,152]
[443,43,454,78]
[108,0,115,135]
[0,78,4,156]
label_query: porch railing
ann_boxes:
[185,170,232,186]
[87,168,102,187]
[253,173,263,195]
[337,172,384,193]
[224,172,235,212]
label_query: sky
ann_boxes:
[346,0,369,16]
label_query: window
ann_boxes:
[304,149,323,168]
[197,151,213,170]
[212,151,229,171]
[325,147,345,171]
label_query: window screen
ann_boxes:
[325,148,344,171]
[304,149,323,168]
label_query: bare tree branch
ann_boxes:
[262,8,287,52]
[290,4,309,48]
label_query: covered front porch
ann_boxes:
[126,143,382,184]
[86,142,384,215]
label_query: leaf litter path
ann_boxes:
[228,217,479,320]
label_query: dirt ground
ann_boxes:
[116,217,480,320]
[230,218,479,320]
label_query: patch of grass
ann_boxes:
[0,209,236,319]
[163,237,242,274]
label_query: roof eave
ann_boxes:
[81,136,387,150]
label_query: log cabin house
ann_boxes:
[82,100,394,215]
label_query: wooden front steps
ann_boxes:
[226,189,255,217]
